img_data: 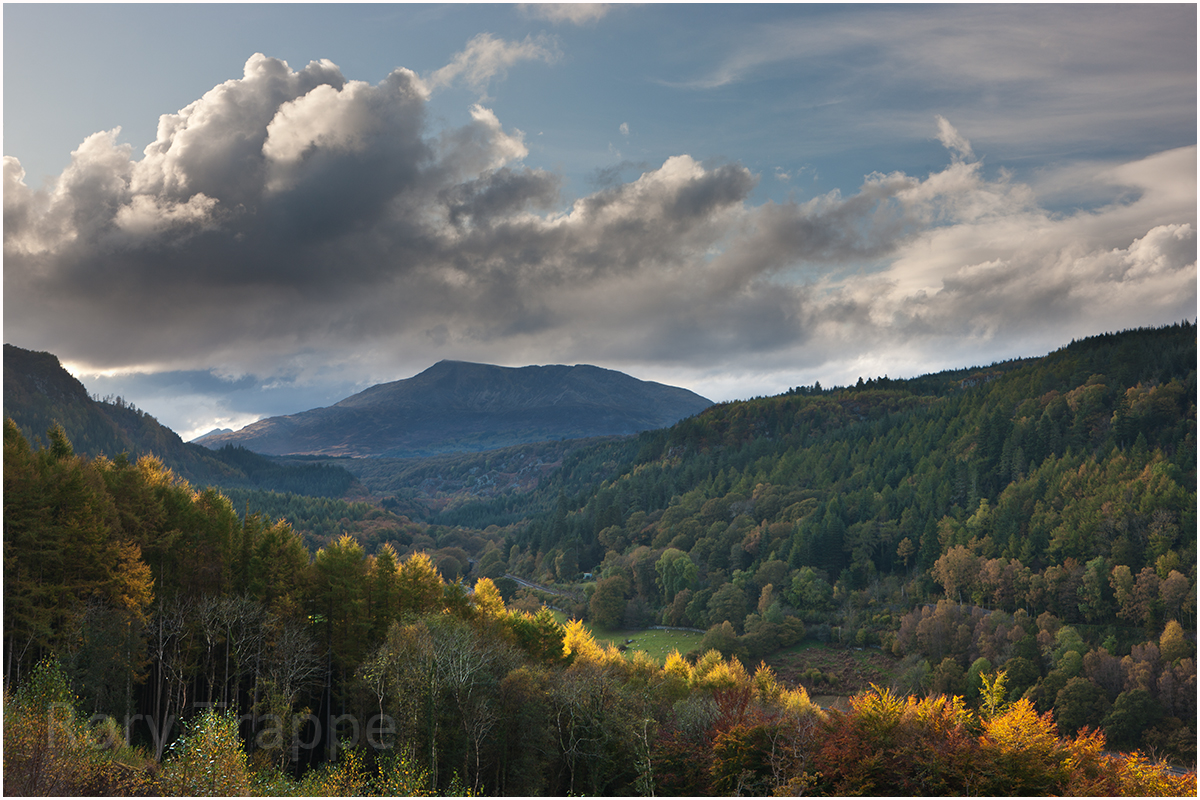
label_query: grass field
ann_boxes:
[549,614,705,662]
[545,611,897,689]
[590,627,706,662]
[547,612,704,663]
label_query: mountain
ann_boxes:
[198,427,234,438]
[3,343,356,496]
[193,360,714,457]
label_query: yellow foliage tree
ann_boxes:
[397,552,445,617]
[562,619,623,667]
[692,650,749,693]
[4,659,111,795]
[373,750,433,796]
[298,747,370,797]
[1107,751,1197,796]
[471,576,506,620]
[977,697,1071,794]
[654,647,691,704]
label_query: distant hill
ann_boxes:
[198,427,234,438]
[193,360,714,457]
[3,344,356,497]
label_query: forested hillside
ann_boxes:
[3,324,1196,795]
[494,322,1197,761]
[3,344,358,497]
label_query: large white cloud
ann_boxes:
[4,50,1195,435]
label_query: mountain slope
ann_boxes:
[3,344,356,496]
[4,344,209,469]
[194,360,714,457]
[517,323,1196,573]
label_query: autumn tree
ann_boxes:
[589,574,630,630]
[397,551,445,618]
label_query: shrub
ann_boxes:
[3,658,150,796]
[373,750,433,796]
[812,686,977,795]
[157,709,250,796]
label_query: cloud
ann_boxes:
[428,33,561,96]
[4,51,1194,431]
[619,122,629,137]
[838,146,1197,362]
[667,5,1194,163]
[934,116,973,162]
[521,4,612,25]
[682,6,1191,90]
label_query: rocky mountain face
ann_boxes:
[194,360,713,457]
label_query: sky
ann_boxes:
[4,3,1196,443]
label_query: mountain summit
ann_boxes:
[194,360,713,457]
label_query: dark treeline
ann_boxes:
[209,445,358,497]
[4,417,563,792]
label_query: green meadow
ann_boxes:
[591,627,706,662]
[549,613,704,663]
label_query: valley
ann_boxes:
[3,323,1196,795]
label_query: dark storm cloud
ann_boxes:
[442,167,562,228]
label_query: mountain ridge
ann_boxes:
[193,359,713,457]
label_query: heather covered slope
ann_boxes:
[194,360,713,457]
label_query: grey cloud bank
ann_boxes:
[4,29,1195,440]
